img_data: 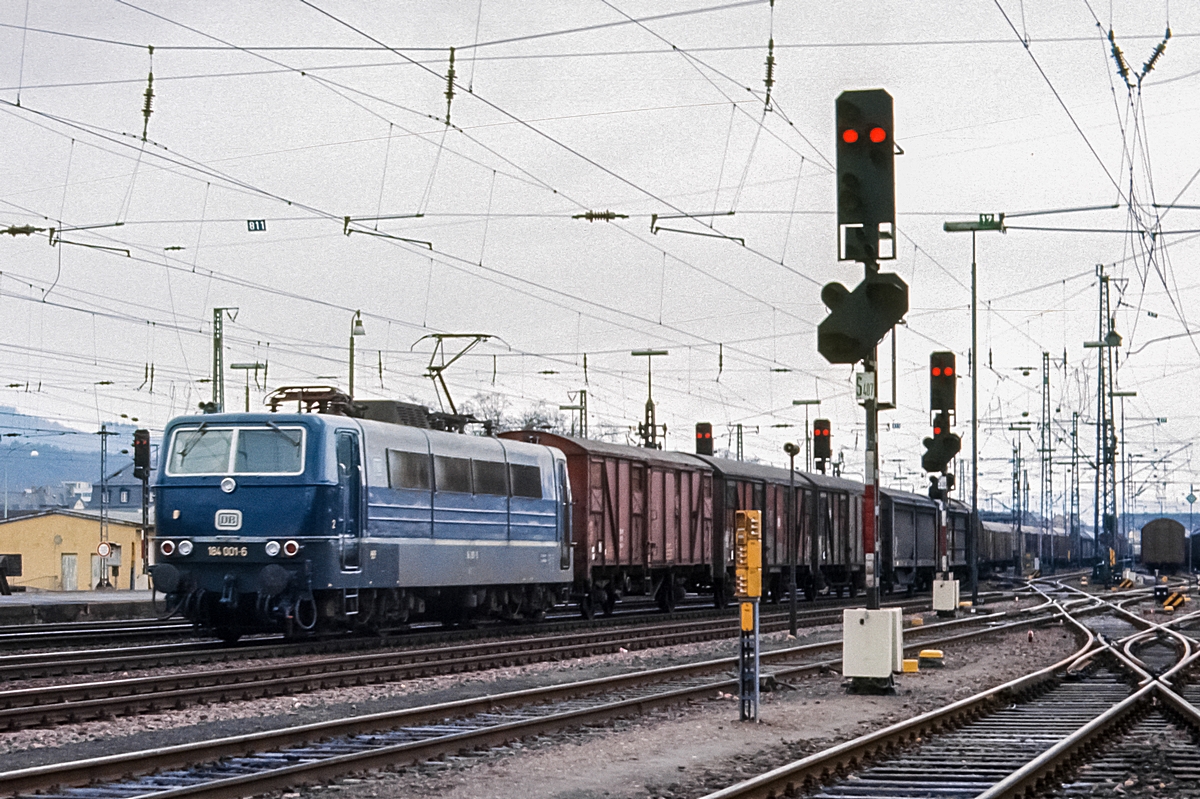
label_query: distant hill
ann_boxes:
[0,407,140,510]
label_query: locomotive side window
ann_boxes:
[434,456,472,493]
[234,428,303,474]
[168,429,233,474]
[387,450,431,490]
[473,460,508,496]
[510,464,543,498]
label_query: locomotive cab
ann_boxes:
[150,413,355,641]
[150,401,573,642]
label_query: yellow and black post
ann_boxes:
[735,509,762,721]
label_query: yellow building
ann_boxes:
[0,509,151,591]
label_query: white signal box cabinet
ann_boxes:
[932,578,960,612]
[842,607,903,678]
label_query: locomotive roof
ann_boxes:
[163,412,349,428]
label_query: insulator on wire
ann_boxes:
[571,210,629,222]
[1108,29,1131,87]
[763,38,776,109]
[444,47,456,126]
[141,45,155,142]
[1141,27,1171,78]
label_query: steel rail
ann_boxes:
[0,610,1058,797]
[0,606,1004,730]
[696,623,1098,799]
[696,583,1167,799]
[0,596,936,682]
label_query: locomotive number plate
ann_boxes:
[208,546,249,558]
[214,510,243,531]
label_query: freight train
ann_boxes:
[148,389,1086,641]
[1140,518,1187,573]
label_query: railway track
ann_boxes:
[0,617,195,649]
[0,599,960,730]
[0,591,953,683]
[0,607,1059,798]
[697,578,1200,799]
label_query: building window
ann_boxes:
[119,490,130,504]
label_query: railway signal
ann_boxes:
[930,351,956,417]
[132,429,151,480]
[836,89,895,263]
[922,412,961,473]
[695,422,713,455]
[734,510,762,722]
[816,270,909,364]
[813,419,832,462]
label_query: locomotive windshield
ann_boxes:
[166,425,305,476]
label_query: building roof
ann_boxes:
[0,508,146,528]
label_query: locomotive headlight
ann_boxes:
[264,540,281,557]
[177,540,194,557]
[282,539,300,557]
[159,540,176,557]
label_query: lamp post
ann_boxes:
[792,399,821,471]
[784,442,800,636]
[943,213,1004,606]
[1111,389,1136,569]
[230,362,268,412]
[348,312,366,399]
[1188,486,1196,577]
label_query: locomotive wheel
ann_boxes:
[216,626,242,644]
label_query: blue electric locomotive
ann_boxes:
[149,398,572,641]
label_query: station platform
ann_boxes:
[0,590,159,625]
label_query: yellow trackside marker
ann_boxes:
[741,601,754,632]
[902,659,919,673]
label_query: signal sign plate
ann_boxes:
[856,371,876,403]
[247,220,266,232]
[96,541,112,558]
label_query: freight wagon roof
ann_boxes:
[880,486,938,509]
[693,454,863,495]
[1141,517,1185,535]
[498,431,709,470]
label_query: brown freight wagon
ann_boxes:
[498,432,715,617]
[1141,517,1186,573]
[696,455,864,602]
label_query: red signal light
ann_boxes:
[944,366,953,376]
[869,126,887,143]
[934,426,942,435]
[842,129,859,144]
[932,367,941,377]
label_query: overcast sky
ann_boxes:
[1,1,1197,521]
